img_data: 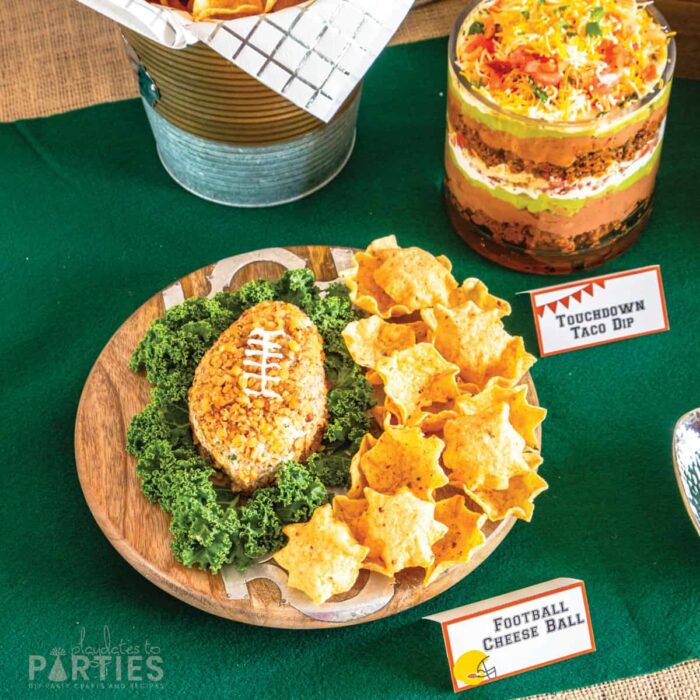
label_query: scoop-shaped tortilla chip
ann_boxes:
[359,426,448,501]
[274,504,369,604]
[449,278,511,317]
[341,251,398,317]
[443,404,531,491]
[363,487,448,575]
[340,237,402,317]
[422,302,535,389]
[424,495,486,584]
[372,248,457,312]
[341,236,457,318]
[376,343,460,424]
[342,315,417,370]
[366,235,399,256]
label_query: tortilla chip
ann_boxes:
[191,0,263,20]
[465,468,548,522]
[342,315,417,370]
[341,237,458,318]
[405,320,432,343]
[331,495,392,575]
[365,370,383,386]
[156,0,189,9]
[372,247,457,312]
[416,407,460,433]
[449,278,511,317]
[273,504,369,604]
[342,251,398,317]
[443,404,531,491]
[363,487,448,575]
[332,495,369,539]
[268,0,305,9]
[424,495,486,584]
[347,433,376,498]
[455,379,546,449]
[422,302,535,389]
[359,426,448,501]
[366,235,399,256]
[376,343,460,424]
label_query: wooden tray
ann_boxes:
[75,245,538,629]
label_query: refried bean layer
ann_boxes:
[445,185,652,254]
[449,112,662,182]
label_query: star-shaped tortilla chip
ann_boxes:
[402,382,480,434]
[443,404,531,491]
[342,315,417,369]
[422,302,536,389]
[273,504,369,604]
[465,467,548,522]
[363,487,448,575]
[332,495,369,540]
[359,426,448,501]
[424,495,486,584]
[455,379,546,449]
[376,343,460,424]
[331,495,393,576]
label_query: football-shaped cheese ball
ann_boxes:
[189,300,327,492]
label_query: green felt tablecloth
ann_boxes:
[1,36,698,699]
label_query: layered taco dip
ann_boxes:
[444,0,675,274]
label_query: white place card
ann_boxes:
[425,578,595,692]
[526,266,669,356]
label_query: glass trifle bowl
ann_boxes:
[444,0,676,274]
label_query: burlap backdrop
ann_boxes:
[0,1,697,696]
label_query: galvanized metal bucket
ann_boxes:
[123,30,360,207]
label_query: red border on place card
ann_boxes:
[442,581,596,692]
[529,266,669,357]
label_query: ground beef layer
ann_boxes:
[449,115,662,182]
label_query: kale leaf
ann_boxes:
[305,452,353,489]
[214,279,277,316]
[275,268,320,313]
[129,297,237,403]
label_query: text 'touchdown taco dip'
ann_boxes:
[444,0,675,274]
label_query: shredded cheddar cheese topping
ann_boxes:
[456,0,671,121]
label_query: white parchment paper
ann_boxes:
[76,0,414,121]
